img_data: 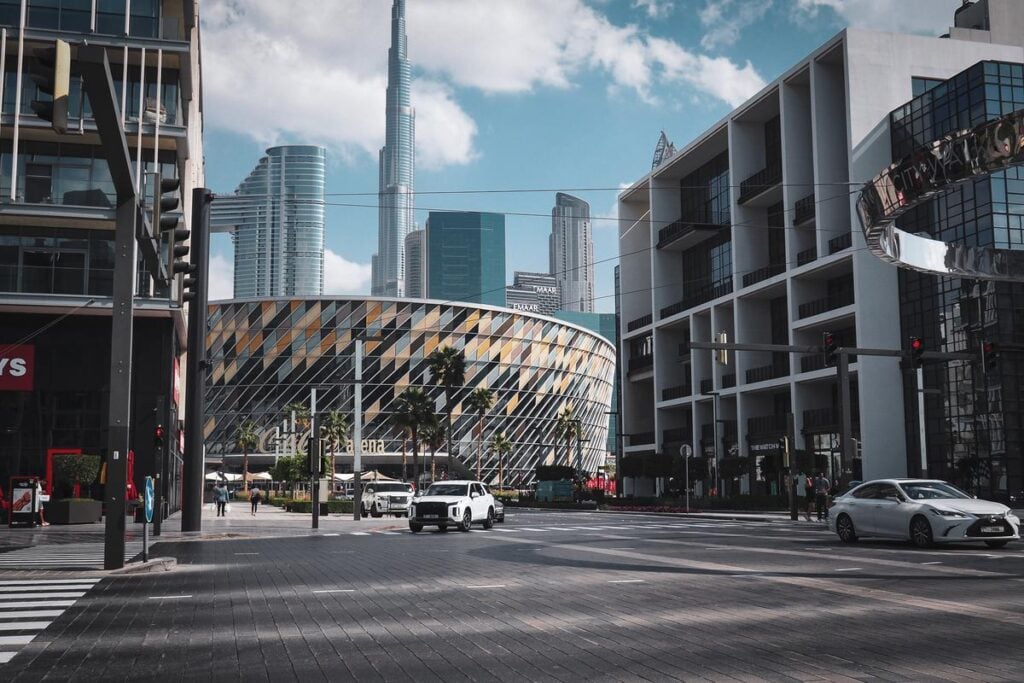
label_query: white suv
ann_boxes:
[361,482,414,518]
[408,480,496,532]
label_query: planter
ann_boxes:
[46,499,102,525]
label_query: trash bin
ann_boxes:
[319,502,329,516]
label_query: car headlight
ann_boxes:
[930,509,969,519]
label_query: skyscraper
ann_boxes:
[426,212,506,306]
[211,146,326,298]
[550,193,594,312]
[372,0,415,297]
[505,271,560,316]
[404,229,426,299]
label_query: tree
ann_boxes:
[420,416,446,483]
[464,387,494,480]
[427,346,466,475]
[235,419,259,493]
[284,400,310,452]
[395,387,432,488]
[554,408,581,468]
[389,396,416,482]
[320,410,350,484]
[491,433,512,490]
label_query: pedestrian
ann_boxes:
[815,472,831,521]
[35,480,49,526]
[250,486,261,516]
[213,482,229,517]
[804,472,814,521]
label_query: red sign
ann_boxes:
[0,345,34,391]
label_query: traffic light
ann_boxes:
[713,330,729,365]
[154,424,165,448]
[153,174,190,282]
[982,340,999,373]
[909,336,924,367]
[822,331,838,367]
[29,39,71,134]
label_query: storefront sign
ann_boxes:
[8,477,37,527]
[0,345,34,391]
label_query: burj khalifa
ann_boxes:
[371,0,415,297]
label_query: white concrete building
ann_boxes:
[616,1,1024,497]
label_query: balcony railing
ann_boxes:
[742,262,785,288]
[627,354,654,374]
[699,378,713,394]
[802,408,836,430]
[800,354,827,373]
[794,193,815,225]
[797,289,855,319]
[661,280,733,319]
[662,383,692,401]
[737,160,783,205]
[626,313,652,332]
[745,361,789,384]
[721,373,736,389]
[663,428,692,444]
[629,432,656,446]
[828,232,852,254]
[796,246,817,267]
[747,414,789,435]
[657,219,729,250]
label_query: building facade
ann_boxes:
[425,211,505,306]
[550,192,594,312]
[617,0,1024,500]
[211,145,326,298]
[204,297,616,486]
[403,229,426,299]
[0,0,205,512]
[554,311,620,456]
[371,0,415,298]
[505,271,559,316]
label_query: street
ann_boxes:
[5,509,1024,681]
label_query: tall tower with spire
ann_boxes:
[372,0,416,297]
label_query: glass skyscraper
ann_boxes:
[404,229,426,299]
[372,0,415,298]
[426,212,506,306]
[550,192,594,312]
[211,145,326,298]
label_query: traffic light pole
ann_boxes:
[916,366,928,477]
[310,387,320,530]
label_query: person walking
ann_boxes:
[213,482,229,517]
[249,486,261,516]
[803,472,814,521]
[815,472,831,521]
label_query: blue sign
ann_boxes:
[144,476,154,523]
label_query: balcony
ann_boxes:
[627,354,654,374]
[721,374,736,389]
[797,289,854,319]
[802,408,836,430]
[828,232,852,255]
[745,361,789,384]
[629,432,656,446]
[794,193,815,225]
[626,313,652,332]
[800,354,827,373]
[660,280,733,319]
[747,414,788,436]
[796,247,817,267]
[742,262,785,288]
[701,420,738,442]
[657,219,730,251]
[663,427,692,444]
[699,378,713,394]
[661,383,692,401]
[737,161,783,205]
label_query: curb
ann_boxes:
[511,506,797,524]
[109,557,177,575]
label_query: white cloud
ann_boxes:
[700,0,772,50]
[323,250,372,294]
[648,38,766,108]
[793,0,962,35]
[595,182,635,231]
[208,253,234,300]
[633,0,674,19]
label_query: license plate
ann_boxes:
[424,514,439,519]
[982,525,1004,533]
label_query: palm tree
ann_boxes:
[491,433,513,490]
[554,408,580,468]
[395,387,432,487]
[284,400,310,453]
[426,346,466,474]
[235,419,259,493]
[320,410,350,483]
[421,416,446,484]
[389,395,416,482]
[464,387,494,480]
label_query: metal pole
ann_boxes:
[142,517,148,563]
[838,351,853,487]
[712,393,721,497]
[353,339,363,521]
[311,387,319,530]
[787,412,797,521]
[917,366,927,477]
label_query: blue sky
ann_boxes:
[200,0,961,310]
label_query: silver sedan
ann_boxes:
[828,479,1021,549]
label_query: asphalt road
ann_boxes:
[6,509,1024,682]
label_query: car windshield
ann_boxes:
[899,482,972,500]
[373,483,410,493]
[426,484,469,497]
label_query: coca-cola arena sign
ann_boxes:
[0,345,34,391]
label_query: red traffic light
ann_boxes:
[823,332,835,346]
[155,424,165,440]
[982,341,995,355]
[910,337,923,351]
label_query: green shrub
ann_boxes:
[283,500,354,514]
[506,499,597,511]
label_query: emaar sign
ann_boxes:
[0,345,34,391]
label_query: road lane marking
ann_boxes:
[0,653,15,663]
[0,621,51,631]
[350,532,370,536]
[233,552,259,555]
[313,589,354,594]
[0,636,33,646]
[0,586,94,593]
[922,561,943,565]
[147,595,192,600]
[0,580,97,587]
[834,568,863,572]
[0,593,85,600]
[0,601,75,609]
[467,585,507,589]
[0,611,63,619]
[323,533,340,537]
[608,579,645,584]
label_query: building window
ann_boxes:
[911,77,944,97]
[679,151,730,226]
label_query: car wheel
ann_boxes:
[910,515,934,548]
[409,522,422,533]
[985,540,1009,549]
[836,514,858,543]
[459,509,473,532]
[438,524,448,532]
[370,506,382,518]
[482,508,494,530]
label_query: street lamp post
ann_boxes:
[681,444,693,512]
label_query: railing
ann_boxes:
[745,361,789,384]
[802,408,836,429]
[660,280,733,319]
[737,160,783,204]
[629,432,656,446]
[797,289,855,319]
[627,354,654,374]
[656,219,728,249]
[800,354,827,373]
[699,378,713,394]
[794,193,815,225]
[662,384,692,401]
[796,246,817,267]
[721,374,736,389]
[747,414,789,435]
[663,428,692,443]
[626,313,653,332]
[828,232,852,254]
[742,262,785,287]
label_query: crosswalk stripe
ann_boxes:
[0,580,101,663]
[0,586,95,593]
[0,593,86,600]
[0,635,35,646]
[0,611,63,619]
[0,621,51,631]
[0,601,76,609]
[0,541,142,570]
[0,580,98,587]
[0,652,16,663]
